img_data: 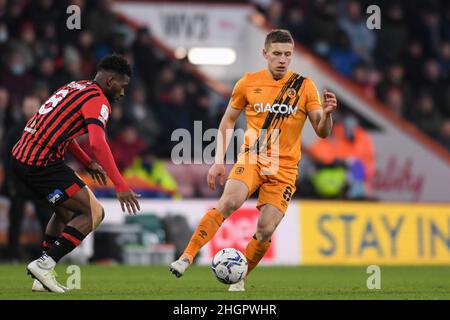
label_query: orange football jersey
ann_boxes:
[230,69,322,170]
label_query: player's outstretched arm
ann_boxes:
[86,123,141,215]
[67,140,107,185]
[308,89,337,138]
[207,105,243,191]
[67,139,93,167]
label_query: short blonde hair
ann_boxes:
[264,29,294,49]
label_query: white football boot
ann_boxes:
[169,259,190,278]
[27,255,65,293]
[228,279,245,292]
[32,279,69,292]
[32,279,48,292]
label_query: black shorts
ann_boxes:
[10,157,86,206]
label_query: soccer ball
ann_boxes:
[211,248,248,284]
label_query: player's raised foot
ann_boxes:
[169,258,190,278]
[228,280,245,292]
[27,255,65,293]
[32,279,69,293]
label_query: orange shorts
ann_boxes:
[227,156,297,214]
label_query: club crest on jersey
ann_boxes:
[235,166,244,174]
[287,89,297,98]
[253,103,298,115]
[47,189,64,204]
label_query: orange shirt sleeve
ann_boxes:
[229,74,248,110]
[305,78,322,112]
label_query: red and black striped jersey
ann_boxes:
[12,80,111,166]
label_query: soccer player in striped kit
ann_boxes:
[11,54,141,293]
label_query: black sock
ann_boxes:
[42,234,58,252]
[46,226,85,263]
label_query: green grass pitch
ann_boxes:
[0,265,449,300]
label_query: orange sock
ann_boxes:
[181,208,225,263]
[244,235,271,276]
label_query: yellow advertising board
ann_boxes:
[300,202,450,265]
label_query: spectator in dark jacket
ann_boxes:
[409,92,443,139]
[2,96,52,261]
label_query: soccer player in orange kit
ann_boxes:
[170,29,338,291]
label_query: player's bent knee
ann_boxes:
[84,187,104,230]
[218,197,242,216]
[59,211,74,224]
[91,204,104,230]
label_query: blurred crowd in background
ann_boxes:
[257,0,450,149]
[0,0,448,205]
[0,0,224,201]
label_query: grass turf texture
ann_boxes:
[0,265,449,300]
